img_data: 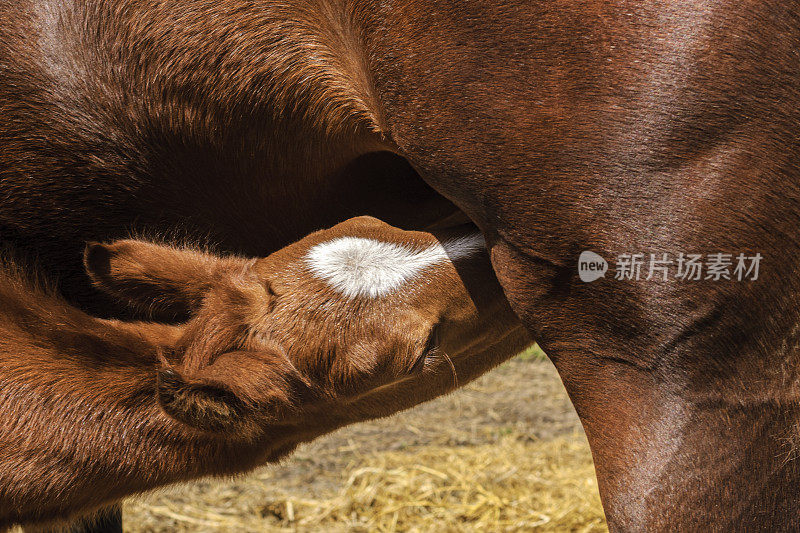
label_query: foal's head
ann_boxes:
[85,216,528,437]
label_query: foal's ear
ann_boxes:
[84,240,246,318]
[157,350,310,435]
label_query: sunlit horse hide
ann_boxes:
[0,0,798,530]
[0,216,527,528]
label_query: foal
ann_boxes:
[1,216,528,528]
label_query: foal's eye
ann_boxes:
[423,325,441,355]
[410,325,440,373]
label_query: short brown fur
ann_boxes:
[1,217,528,528]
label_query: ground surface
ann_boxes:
[124,352,606,532]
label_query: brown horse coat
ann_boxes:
[0,1,797,530]
[0,217,527,528]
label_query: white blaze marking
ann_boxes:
[305,234,485,298]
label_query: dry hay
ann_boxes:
[125,434,605,532]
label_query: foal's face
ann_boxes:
[245,216,517,391]
[86,217,528,434]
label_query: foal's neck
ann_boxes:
[0,269,264,526]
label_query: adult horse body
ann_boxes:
[1,0,798,530]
